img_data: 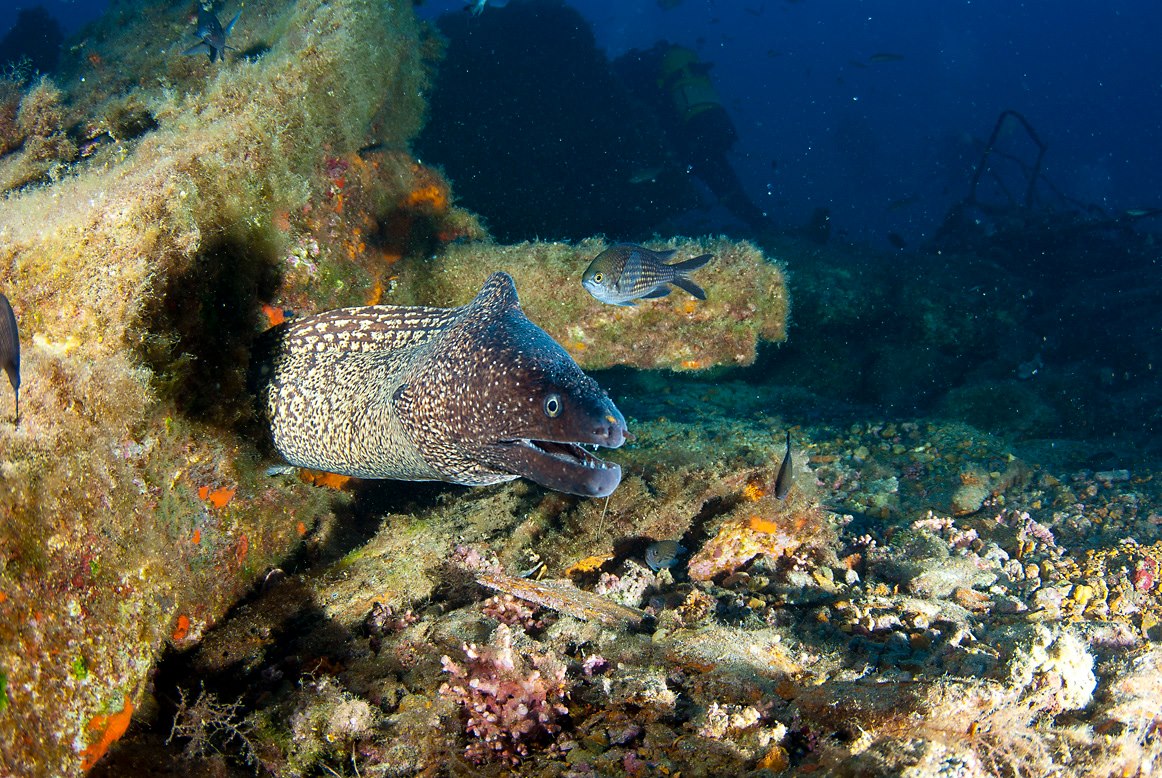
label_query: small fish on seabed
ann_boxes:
[645,540,686,571]
[0,292,20,425]
[582,244,713,307]
[774,429,793,499]
[183,3,240,63]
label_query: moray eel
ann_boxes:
[252,272,628,497]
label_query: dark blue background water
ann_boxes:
[416,0,1162,246]
[6,0,1160,245]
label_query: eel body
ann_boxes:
[252,272,628,497]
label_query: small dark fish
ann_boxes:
[868,52,905,64]
[582,244,713,307]
[628,164,666,185]
[887,232,907,250]
[645,540,686,571]
[887,195,919,211]
[0,292,19,425]
[774,430,793,499]
[183,5,240,63]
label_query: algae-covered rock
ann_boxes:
[0,0,434,773]
[866,528,999,598]
[386,236,788,371]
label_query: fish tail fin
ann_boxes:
[667,252,713,272]
[181,41,210,57]
[670,276,706,300]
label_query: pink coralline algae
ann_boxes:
[439,624,570,764]
[481,593,551,633]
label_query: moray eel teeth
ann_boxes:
[253,272,628,497]
[490,438,622,498]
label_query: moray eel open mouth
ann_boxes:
[490,426,625,498]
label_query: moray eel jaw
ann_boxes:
[490,440,621,498]
[483,397,628,498]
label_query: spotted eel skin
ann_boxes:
[252,272,628,497]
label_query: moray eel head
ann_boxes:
[394,273,628,497]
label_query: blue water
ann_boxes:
[414,0,1162,246]
[7,0,1160,244]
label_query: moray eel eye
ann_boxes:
[543,393,562,418]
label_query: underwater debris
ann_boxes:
[477,571,650,629]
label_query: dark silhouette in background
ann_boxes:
[613,42,772,233]
[416,1,770,242]
[417,2,697,242]
[0,6,63,77]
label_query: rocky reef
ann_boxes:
[0,0,446,773]
[92,385,1162,777]
[389,236,787,371]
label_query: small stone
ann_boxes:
[950,482,990,516]
[1072,584,1094,607]
[757,744,789,771]
[1094,469,1130,483]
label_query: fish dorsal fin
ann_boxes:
[467,271,522,317]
